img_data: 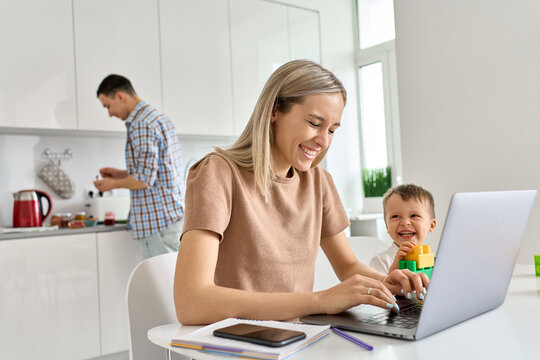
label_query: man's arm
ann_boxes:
[93,174,147,192]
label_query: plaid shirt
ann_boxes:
[124,101,184,240]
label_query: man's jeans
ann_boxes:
[141,219,183,258]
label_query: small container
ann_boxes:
[50,213,62,227]
[104,211,115,226]
[61,213,72,228]
[74,212,86,221]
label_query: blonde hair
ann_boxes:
[216,60,346,198]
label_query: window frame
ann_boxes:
[354,29,403,195]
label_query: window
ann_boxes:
[356,0,402,198]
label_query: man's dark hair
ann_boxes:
[97,74,136,98]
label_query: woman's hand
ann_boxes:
[317,274,399,314]
[383,269,429,300]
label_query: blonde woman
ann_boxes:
[174,60,428,325]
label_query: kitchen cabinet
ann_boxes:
[0,234,100,360]
[97,230,145,355]
[0,0,77,129]
[0,229,145,360]
[159,0,234,136]
[73,0,162,132]
[289,7,321,62]
[230,0,289,135]
[1,0,320,138]
[229,0,320,135]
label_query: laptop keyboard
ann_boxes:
[360,303,423,329]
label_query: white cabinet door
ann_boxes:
[159,0,234,136]
[0,0,77,129]
[230,0,289,135]
[97,230,145,355]
[289,7,321,62]
[73,0,162,132]
[0,234,100,360]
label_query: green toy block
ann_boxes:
[536,265,540,277]
[399,259,417,272]
[399,259,434,279]
[535,255,540,277]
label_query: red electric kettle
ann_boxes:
[13,190,53,227]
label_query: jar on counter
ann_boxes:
[50,213,62,227]
[74,212,86,221]
[104,211,115,226]
[61,213,72,228]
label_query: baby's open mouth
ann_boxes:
[399,231,415,236]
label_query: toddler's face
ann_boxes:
[384,194,436,246]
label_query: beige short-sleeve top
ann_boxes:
[182,152,350,293]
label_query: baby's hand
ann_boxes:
[389,241,416,273]
[396,241,416,260]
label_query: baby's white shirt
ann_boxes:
[369,242,400,274]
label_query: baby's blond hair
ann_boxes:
[383,184,435,221]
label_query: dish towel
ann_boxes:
[38,160,76,199]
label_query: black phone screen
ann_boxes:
[213,323,306,347]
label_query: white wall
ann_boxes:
[394,0,540,264]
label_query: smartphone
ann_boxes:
[213,323,306,347]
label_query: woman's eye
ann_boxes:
[329,128,335,134]
[308,121,320,128]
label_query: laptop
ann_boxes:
[301,190,536,340]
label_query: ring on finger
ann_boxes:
[367,287,372,295]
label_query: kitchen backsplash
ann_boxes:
[0,132,233,227]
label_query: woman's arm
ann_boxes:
[174,229,400,325]
[175,229,321,325]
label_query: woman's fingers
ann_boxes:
[384,269,429,300]
[361,286,399,313]
[348,275,399,313]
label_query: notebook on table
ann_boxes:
[171,318,331,359]
[301,190,536,340]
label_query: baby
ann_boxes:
[369,184,437,274]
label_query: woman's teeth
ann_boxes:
[300,145,317,157]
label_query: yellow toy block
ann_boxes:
[404,244,435,269]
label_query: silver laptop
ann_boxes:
[301,190,536,340]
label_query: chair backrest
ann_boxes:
[126,252,179,360]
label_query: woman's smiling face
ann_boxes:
[271,93,344,177]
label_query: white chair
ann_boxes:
[126,252,188,360]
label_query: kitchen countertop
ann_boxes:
[0,223,128,241]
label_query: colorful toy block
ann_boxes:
[399,244,435,279]
[404,244,435,269]
[534,255,540,277]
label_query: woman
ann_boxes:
[175,60,428,325]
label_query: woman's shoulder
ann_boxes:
[188,152,239,179]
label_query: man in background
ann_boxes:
[93,74,184,257]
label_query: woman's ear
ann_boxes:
[271,108,278,123]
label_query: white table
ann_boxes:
[148,264,540,360]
